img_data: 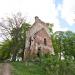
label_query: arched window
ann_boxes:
[44,38,47,45]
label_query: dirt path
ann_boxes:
[0,63,11,75]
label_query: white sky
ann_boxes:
[0,0,75,32]
[61,0,75,25]
[0,0,51,22]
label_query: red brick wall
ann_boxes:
[34,28,53,54]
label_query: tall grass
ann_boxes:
[11,62,45,75]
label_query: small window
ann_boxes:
[44,38,47,45]
[29,37,31,46]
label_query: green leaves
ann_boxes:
[10,22,31,61]
[0,21,31,61]
[52,31,75,60]
[0,39,13,60]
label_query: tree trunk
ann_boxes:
[12,54,16,61]
[12,50,17,61]
[21,49,25,61]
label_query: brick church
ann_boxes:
[24,16,54,58]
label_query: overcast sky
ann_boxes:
[0,0,75,32]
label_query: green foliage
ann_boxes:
[63,31,75,58]
[52,31,75,59]
[11,54,75,75]
[10,22,31,61]
[0,13,31,61]
[0,22,30,61]
[50,30,75,75]
[40,54,75,75]
[40,54,59,75]
[12,62,45,75]
[0,39,13,60]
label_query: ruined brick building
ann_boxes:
[24,16,54,58]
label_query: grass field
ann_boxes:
[11,62,46,75]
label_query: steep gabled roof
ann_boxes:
[26,16,51,38]
[28,16,49,31]
[33,16,49,28]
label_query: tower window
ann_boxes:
[44,38,47,45]
[29,37,31,46]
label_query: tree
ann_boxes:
[52,31,75,59]
[62,31,75,60]
[0,12,31,61]
[15,22,30,61]
[0,12,25,40]
[52,31,64,55]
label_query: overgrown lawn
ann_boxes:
[11,62,45,75]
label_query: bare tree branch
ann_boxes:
[0,12,26,41]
